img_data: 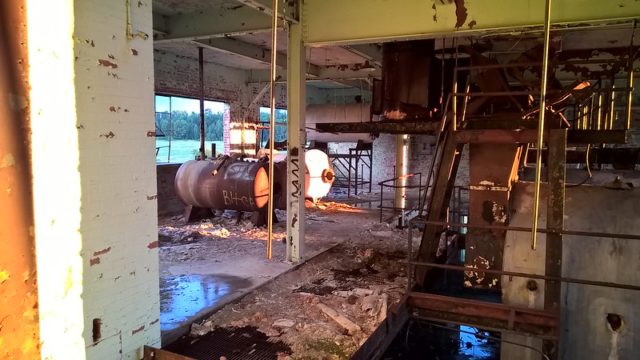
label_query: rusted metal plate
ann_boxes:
[455,129,628,144]
[143,346,194,360]
[407,292,558,339]
[315,121,439,135]
[382,40,433,121]
[465,144,521,289]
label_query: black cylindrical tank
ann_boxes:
[175,158,269,212]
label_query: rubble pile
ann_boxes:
[186,230,410,360]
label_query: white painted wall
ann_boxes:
[30,0,161,358]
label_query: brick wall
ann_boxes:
[157,164,183,216]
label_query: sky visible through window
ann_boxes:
[155,95,227,114]
[155,95,228,163]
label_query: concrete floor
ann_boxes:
[158,202,380,344]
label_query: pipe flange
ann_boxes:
[322,169,335,183]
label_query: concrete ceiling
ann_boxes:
[151,0,637,91]
[153,0,239,16]
[154,41,270,69]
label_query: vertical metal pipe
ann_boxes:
[168,97,172,162]
[596,92,602,130]
[626,20,636,130]
[626,66,634,130]
[198,47,206,159]
[609,83,616,129]
[531,0,553,251]
[266,0,279,260]
[452,41,458,131]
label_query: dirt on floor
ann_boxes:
[164,201,420,360]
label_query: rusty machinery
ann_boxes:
[175,150,335,224]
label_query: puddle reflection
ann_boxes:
[160,274,252,332]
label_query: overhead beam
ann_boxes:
[345,44,382,67]
[232,0,298,23]
[301,0,640,46]
[152,13,168,34]
[315,121,438,135]
[194,37,316,72]
[454,129,629,144]
[154,6,277,43]
[316,65,381,80]
[247,66,380,83]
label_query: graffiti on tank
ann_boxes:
[222,189,255,207]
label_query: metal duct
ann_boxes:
[307,103,371,142]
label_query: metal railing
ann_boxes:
[378,172,423,223]
[406,218,640,292]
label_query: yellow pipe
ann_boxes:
[609,84,616,129]
[266,0,279,260]
[626,68,634,130]
[531,0,552,251]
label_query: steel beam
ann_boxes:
[526,148,640,166]
[248,65,379,83]
[154,6,275,43]
[193,37,320,74]
[407,292,559,339]
[315,121,438,135]
[231,0,298,23]
[286,22,305,263]
[152,13,168,34]
[544,129,566,359]
[301,0,640,46]
[345,44,383,67]
[454,129,629,144]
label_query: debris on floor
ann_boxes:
[170,211,417,360]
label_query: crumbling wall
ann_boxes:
[154,50,248,119]
[157,164,183,216]
[502,182,640,360]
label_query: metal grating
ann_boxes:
[165,326,291,360]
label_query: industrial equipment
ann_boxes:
[174,149,335,223]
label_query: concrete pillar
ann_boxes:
[286,22,306,262]
[394,134,408,210]
[27,0,160,358]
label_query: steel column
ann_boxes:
[301,0,640,46]
[198,47,205,159]
[544,129,566,359]
[286,21,306,262]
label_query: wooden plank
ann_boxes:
[407,292,558,338]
